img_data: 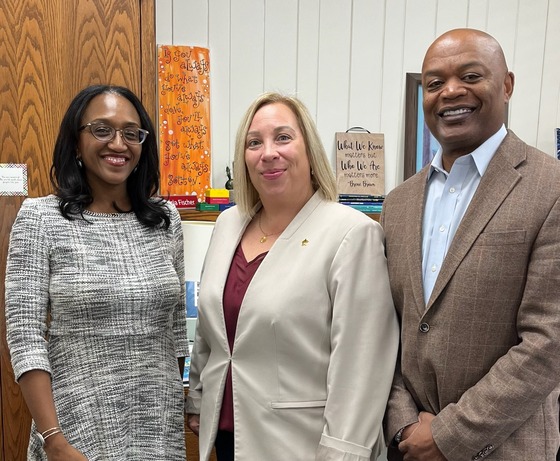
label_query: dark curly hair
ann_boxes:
[50,84,170,229]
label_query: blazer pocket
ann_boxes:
[270,400,326,409]
[475,230,526,246]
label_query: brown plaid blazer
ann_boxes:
[381,131,560,461]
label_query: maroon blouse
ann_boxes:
[218,243,266,432]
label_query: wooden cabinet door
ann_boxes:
[0,1,155,459]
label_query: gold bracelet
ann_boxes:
[43,428,62,442]
[37,426,62,447]
[40,426,60,437]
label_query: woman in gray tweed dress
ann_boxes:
[5,85,188,460]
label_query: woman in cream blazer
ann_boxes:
[186,93,399,461]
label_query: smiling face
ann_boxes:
[421,29,514,161]
[244,102,314,207]
[77,92,142,197]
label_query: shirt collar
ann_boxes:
[427,125,508,180]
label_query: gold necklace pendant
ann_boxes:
[257,212,279,243]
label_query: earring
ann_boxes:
[76,157,83,168]
[133,166,138,173]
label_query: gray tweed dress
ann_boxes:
[5,195,188,460]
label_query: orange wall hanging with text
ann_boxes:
[158,45,211,201]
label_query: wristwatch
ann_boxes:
[394,427,405,445]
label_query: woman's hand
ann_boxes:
[44,433,88,460]
[186,413,200,436]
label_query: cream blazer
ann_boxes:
[382,132,560,461]
[186,192,399,461]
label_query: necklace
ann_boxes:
[258,212,281,243]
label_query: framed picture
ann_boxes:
[404,73,438,180]
[403,72,509,180]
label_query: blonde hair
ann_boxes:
[233,92,337,216]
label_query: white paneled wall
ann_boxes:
[155,0,560,193]
[158,3,559,460]
[156,0,560,192]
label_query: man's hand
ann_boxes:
[398,411,446,461]
[401,421,420,441]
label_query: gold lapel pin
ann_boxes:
[301,239,309,246]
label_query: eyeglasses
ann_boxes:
[79,122,149,145]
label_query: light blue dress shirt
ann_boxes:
[421,125,507,306]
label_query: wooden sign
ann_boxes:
[336,132,385,195]
[157,45,211,201]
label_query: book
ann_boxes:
[205,196,230,204]
[338,193,385,201]
[342,203,383,213]
[196,202,220,211]
[205,188,230,198]
[338,201,384,206]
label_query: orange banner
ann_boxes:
[158,45,211,200]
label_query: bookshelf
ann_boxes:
[179,209,380,222]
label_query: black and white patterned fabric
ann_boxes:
[6,195,188,460]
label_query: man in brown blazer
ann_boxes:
[381,28,560,461]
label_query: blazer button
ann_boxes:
[419,322,430,333]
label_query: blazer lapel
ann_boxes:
[404,167,430,316]
[426,132,526,310]
[212,209,252,283]
[207,208,253,346]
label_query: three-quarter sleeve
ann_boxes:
[5,199,52,380]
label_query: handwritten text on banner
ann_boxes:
[158,45,211,200]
